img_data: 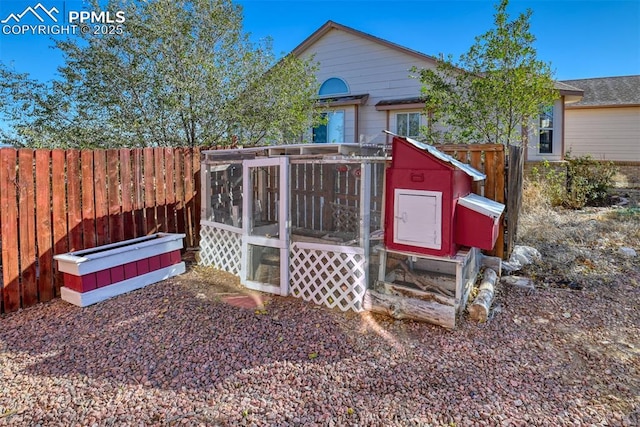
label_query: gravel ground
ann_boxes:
[1,206,639,426]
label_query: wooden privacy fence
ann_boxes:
[0,147,201,314]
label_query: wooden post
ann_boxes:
[506,145,524,259]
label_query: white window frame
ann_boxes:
[538,105,554,154]
[396,112,423,139]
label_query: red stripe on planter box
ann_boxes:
[67,254,179,294]
[96,270,111,288]
[63,273,97,293]
[160,252,172,268]
[148,255,161,271]
[124,261,138,279]
[137,258,150,275]
[110,265,125,283]
[169,250,181,265]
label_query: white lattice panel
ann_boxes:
[289,242,366,312]
[199,224,242,276]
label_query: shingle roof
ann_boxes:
[560,75,640,107]
[554,81,584,95]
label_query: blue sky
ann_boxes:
[0,0,639,83]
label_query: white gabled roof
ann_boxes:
[385,131,487,182]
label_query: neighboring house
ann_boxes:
[559,75,640,162]
[290,20,582,162]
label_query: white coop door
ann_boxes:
[241,157,290,296]
[393,189,442,249]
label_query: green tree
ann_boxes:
[1,0,320,148]
[416,0,557,146]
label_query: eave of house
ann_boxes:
[316,94,369,107]
[376,97,426,111]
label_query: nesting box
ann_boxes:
[384,135,504,256]
[455,193,504,251]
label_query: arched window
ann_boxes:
[318,77,349,97]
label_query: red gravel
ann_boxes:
[0,263,638,426]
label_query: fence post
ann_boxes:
[506,145,524,258]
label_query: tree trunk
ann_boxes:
[364,289,455,329]
[469,268,498,322]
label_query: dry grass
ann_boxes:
[517,182,640,289]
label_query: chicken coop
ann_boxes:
[199,143,387,312]
[370,134,505,327]
[199,136,504,327]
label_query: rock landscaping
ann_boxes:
[0,196,638,426]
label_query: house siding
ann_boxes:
[565,106,640,161]
[299,28,436,143]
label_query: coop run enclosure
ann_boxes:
[199,143,387,312]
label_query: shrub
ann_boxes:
[526,160,566,208]
[564,153,618,209]
[524,155,618,210]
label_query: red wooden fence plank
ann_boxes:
[144,147,156,234]
[1,149,20,312]
[183,149,195,248]
[174,148,186,238]
[66,150,83,251]
[81,150,96,249]
[132,149,145,236]
[94,150,109,246]
[35,150,54,303]
[165,147,176,233]
[154,148,167,233]
[120,149,135,240]
[18,149,38,307]
[107,149,124,243]
[51,150,68,295]
[193,147,201,247]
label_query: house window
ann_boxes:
[319,78,349,97]
[539,106,553,154]
[313,110,344,143]
[396,112,421,139]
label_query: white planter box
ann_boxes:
[54,233,186,307]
